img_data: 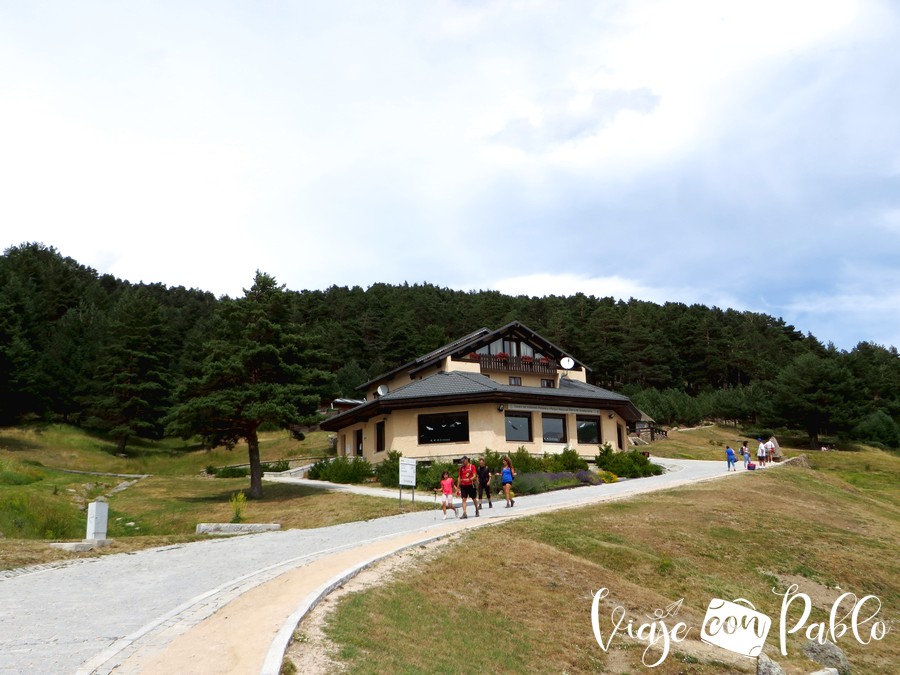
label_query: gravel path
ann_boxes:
[0,457,747,674]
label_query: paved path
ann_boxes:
[0,458,757,674]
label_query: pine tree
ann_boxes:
[166,272,333,498]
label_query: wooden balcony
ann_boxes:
[469,354,558,375]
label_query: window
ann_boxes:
[355,429,363,456]
[376,420,385,453]
[542,414,567,443]
[505,412,532,442]
[617,424,624,450]
[540,378,555,388]
[508,376,522,386]
[418,412,469,444]
[576,416,601,445]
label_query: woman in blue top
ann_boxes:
[500,455,517,507]
[725,445,737,472]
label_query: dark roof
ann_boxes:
[358,321,587,391]
[321,370,640,431]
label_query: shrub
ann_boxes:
[230,490,246,523]
[261,459,290,473]
[418,461,456,490]
[594,447,663,479]
[545,447,589,472]
[376,450,403,488]
[214,466,249,478]
[510,447,546,473]
[307,456,373,484]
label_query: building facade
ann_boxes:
[320,321,641,463]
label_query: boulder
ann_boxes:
[802,640,850,675]
[757,653,786,675]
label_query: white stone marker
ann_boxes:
[86,500,108,540]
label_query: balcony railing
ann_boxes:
[468,354,558,375]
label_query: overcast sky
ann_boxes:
[2,1,899,351]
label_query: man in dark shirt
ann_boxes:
[476,457,493,509]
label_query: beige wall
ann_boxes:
[340,404,625,463]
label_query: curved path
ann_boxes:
[0,458,759,674]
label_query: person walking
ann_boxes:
[740,441,751,468]
[725,445,737,472]
[476,458,493,509]
[457,456,479,518]
[500,455,516,507]
[757,438,767,467]
[437,470,458,520]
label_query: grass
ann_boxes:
[318,433,899,674]
[0,423,332,476]
[0,423,430,570]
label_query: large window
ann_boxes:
[576,416,601,445]
[418,412,469,445]
[542,414,567,443]
[505,412,532,442]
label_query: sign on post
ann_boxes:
[399,458,417,486]
[399,457,417,505]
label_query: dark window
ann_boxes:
[509,376,522,386]
[541,378,555,388]
[617,424,624,450]
[505,412,532,442]
[542,414,567,443]
[576,416,601,445]
[355,429,363,456]
[418,412,469,445]
[376,420,385,452]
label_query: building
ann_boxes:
[320,321,641,463]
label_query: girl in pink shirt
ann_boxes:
[438,471,458,520]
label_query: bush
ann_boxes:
[510,447,546,473]
[545,447,589,472]
[502,470,600,495]
[594,447,663,479]
[213,466,249,478]
[261,459,290,473]
[307,456,373,484]
[418,461,457,490]
[376,450,402,488]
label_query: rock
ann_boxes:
[757,653,786,675]
[802,640,850,675]
[195,523,281,535]
[809,669,839,675]
[783,454,810,468]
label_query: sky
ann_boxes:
[2,1,899,351]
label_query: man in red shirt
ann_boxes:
[456,456,479,518]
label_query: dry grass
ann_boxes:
[321,446,899,674]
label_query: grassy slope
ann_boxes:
[0,424,427,570]
[316,429,899,674]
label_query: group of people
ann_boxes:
[437,455,517,519]
[725,437,781,471]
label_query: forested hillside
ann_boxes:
[2,243,898,450]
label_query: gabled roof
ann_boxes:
[321,370,640,431]
[359,321,588,390]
